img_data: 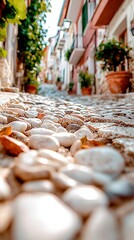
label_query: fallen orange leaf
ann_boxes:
[0,135,29,156]
[38,113,45,119]
[0,126,12,136]
[80,136,105,149]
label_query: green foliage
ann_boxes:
[18,0,51,83]
[79,71,93,88]
[0,23,7,41]
[56,76,61,82]
[68,81,74,91]
[95,38,131,72]
[0,47,7,58]
[24,71,39,88]
[0,0,26,41]
[65,48,73,61]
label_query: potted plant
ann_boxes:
[56,76,62,90]
[79,70,93,95]
[18,0,51,91]
[95,38,132,93]
[68,81,74,94]
[65,48,73,61]
[24,71,39,94]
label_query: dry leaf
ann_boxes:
[38,113,45,119]
[0,126,12,136]
[80,136,105,149]
[0,136,29,156]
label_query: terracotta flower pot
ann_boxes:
[81,87,92,95]
[106,71,132,94]
[57,82,62,90]
[68,90,75,95]
[25,85,37,94]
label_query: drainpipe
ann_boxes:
[94,29,97,94]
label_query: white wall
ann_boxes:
[108,0,134,48]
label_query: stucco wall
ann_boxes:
[96,0,134,94]
[106,0,134,92]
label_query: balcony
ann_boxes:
[56,31,66,50]
[69,35,85,65]
[67,0,83,23]
[92,0,124,27]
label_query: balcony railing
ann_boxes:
[71,34,83,49]
[56,31,66,50]
[69,35,85,65]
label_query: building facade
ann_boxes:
[58,0,134,94]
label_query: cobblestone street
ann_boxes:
[0,88,134,239]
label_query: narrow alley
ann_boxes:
[0,87,134,239]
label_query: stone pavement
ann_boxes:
[0,91,19,110]
[0,88,134,240]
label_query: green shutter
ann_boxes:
[82,0,88,33]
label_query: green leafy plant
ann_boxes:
[79,70,93,89]
[65,48,73,61]
[95,38,131,72]
[68,81,74,91]
[0,47,7,58]
[0,0,26,54]
[56,76,61,82]
[18,0,51,86]
[24,71,39,88]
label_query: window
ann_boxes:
[82,0,88,33]
[119,29,128,70]
[89,0,96,20]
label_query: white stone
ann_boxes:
[44,115,59,123]
[63,185,108,217]
[0,178,11,201]
[22,180,56,193]
[52,132,77,147]
[54,123,61,128]
[25,111,38,118]
[122,211,134,240]
[60,164,93,184]
[75,127,94,139]
[10,103,26,110]
[17,150,37,166]
[70,140,82,156]
[37,149,68,166]
[7,108,25,116]
[28,134,60,151]
[41,123,57,132]
[0,115,7,124]
[51,172,79,190]
[0,202,12,234]
[74,147,124,175]
[14,164,53,181]
[36,157,62,170]
[7,121,27,133]
[56,127,67,133]
[26,118,42,128]
[11,131,28,144]
[28,128,54,136]
[12,193,82,240]
[81,207,120,240]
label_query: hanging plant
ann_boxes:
[65,48,73,61]
[0,47,7,58]
[18,0,51,87]
[0,0,26,56]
